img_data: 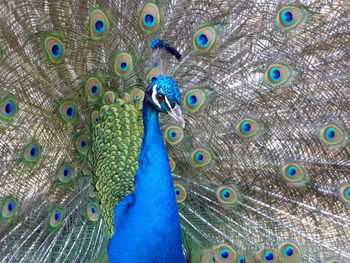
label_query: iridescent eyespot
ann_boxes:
[184,89,206,112]
[265,64,291,87]
[23,142,42,163]
[339,183,350,206]
[89,9,109,39]
[164,126,184,145]
[49,208,63,228]
[87,203,100,221]
[169,157,176,172]
[43,36,64,63]
[115,53,133,77]
[0,96,18,121]
[131,88,145,102]
[327,260,341,263]
[281,162,307,186]
[91,110,100,126]
[88,185,98,198]
[216,186,239,206]
[85,77,103,101]
[256,249,281,263]
[201,245,236,263]
[146,67,161,84]
[75,134,89,155]
[277,6,305,30]
[212,245,236,262]
[264,252,274,261]
[174,184,187,203]
[193,26,217,52]
[1,197,18,219]
[191,148,212,167]
[57,163,73,183]
[320,125,346,147]
[236,118,261,139]
[59,101,77,123]
[139,3,161,33]
[103,91,115,105]
[279,242,300,263]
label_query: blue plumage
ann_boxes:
[150,39,182,60]
[1,1,349,262]
[108,77,186,262]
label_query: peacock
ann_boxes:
[0,0,349,262]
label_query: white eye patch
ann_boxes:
[165,96,172,111]
[151,84,161,109]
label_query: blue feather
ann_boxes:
[108,94,185,262]
[150,39,182,60]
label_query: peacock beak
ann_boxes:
[168,104,185,128]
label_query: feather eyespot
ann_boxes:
[164,126,184,145]
[265,64,291,87]
[202,245,236,263]
[87,203,100,221]
[59,101,77,123]
[216,186,239,206]
[236,118,261,139]
[49,208,63,228]
[90,9,109,39]
[131,88,145,103]
[23,142,42,163]
[169,157,176,172]
[139,3,161,33]
[146,67,160,84]
[264,252,274,261]
[115,53,133,77]
[184,89,206,112]
[75,134,89,155]
[1,198,18,219]
[214,245,236,262]
[277,6,305,30]
[44,36,64,63]
[85,77,103,101]
[191,149,212,167]
[193,26,217,52]
[0,96,18,121]
[279,242,300,263]
[130,88,144,110]
[281,163,307,186]
[174,184,187,203]
[103,91,115,105]
[339,183,350,206]
[57,163,73,183]
[320,125,346,147]
[91,110,100,126]
[256,248,281,263]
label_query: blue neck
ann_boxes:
[108,102,185,262]
[135,103,173,197]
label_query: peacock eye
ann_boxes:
[156,93,164,102]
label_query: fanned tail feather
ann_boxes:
[0,0,349,262]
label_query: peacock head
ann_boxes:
[145,75,185,128]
